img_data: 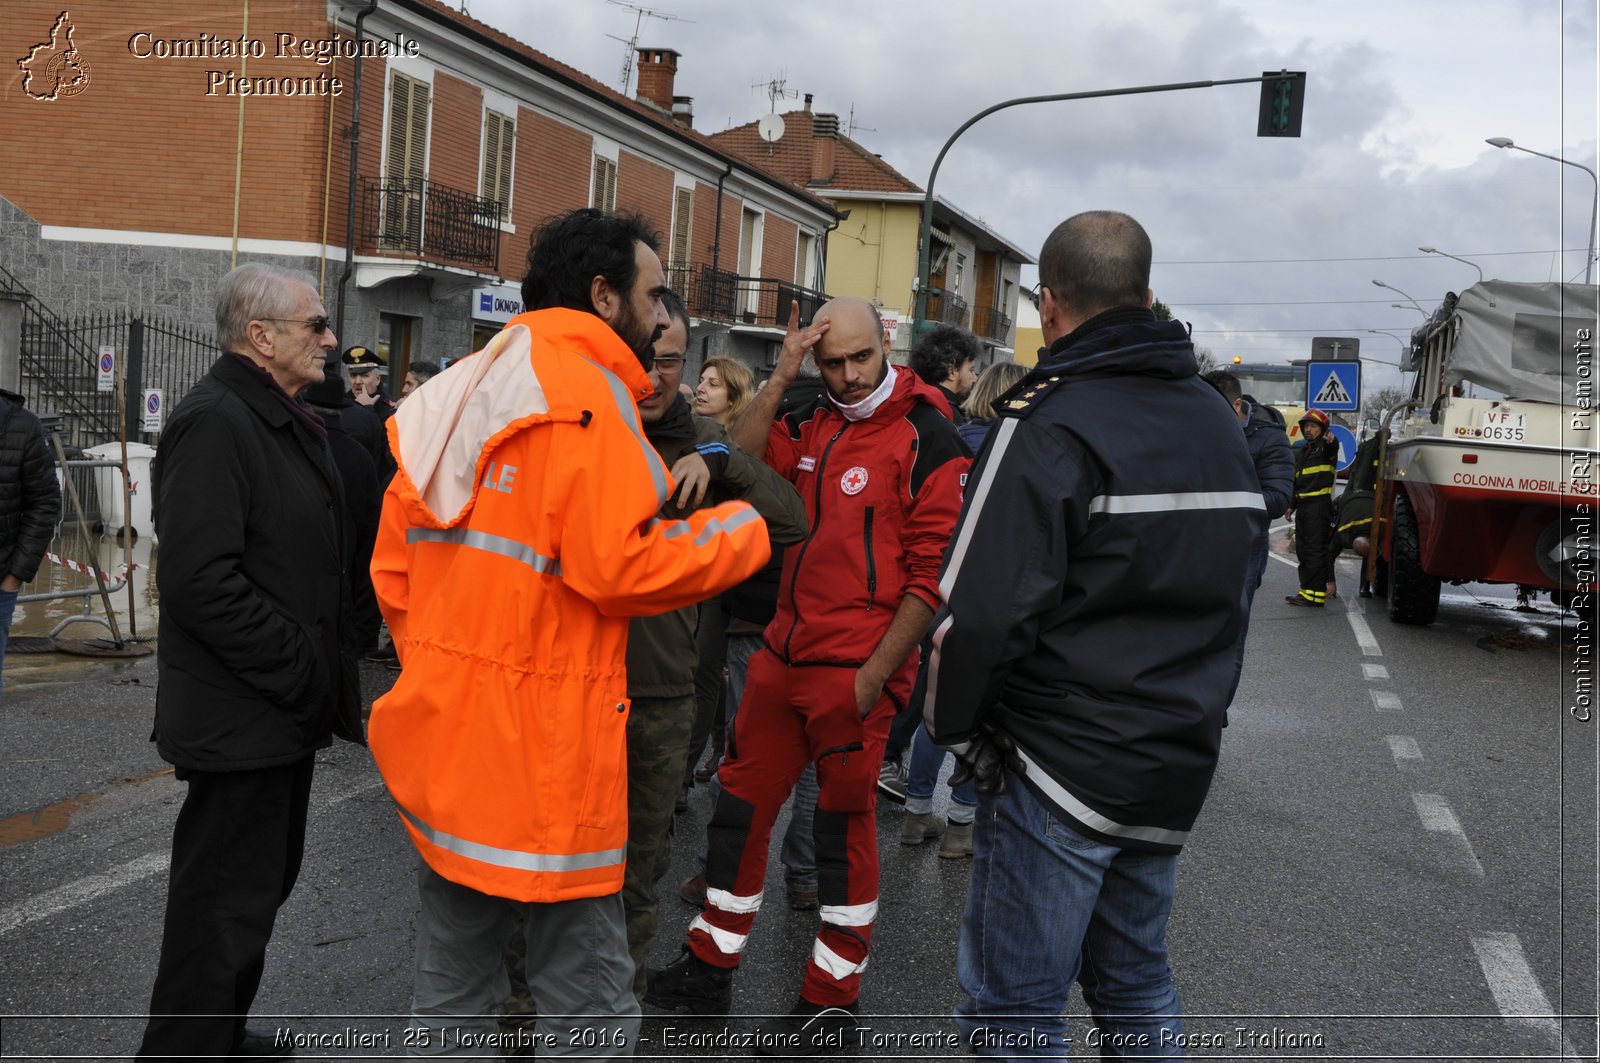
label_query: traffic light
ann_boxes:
[1256,71,1306,137]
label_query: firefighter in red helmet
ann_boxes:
[1286,408,1339,606]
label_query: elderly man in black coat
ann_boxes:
[138,262,364,1061]
[0,387,62,690]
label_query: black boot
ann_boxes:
[642,945,733,1015]
[754,998,860,1056]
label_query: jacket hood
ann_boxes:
[1245,400,1286,433]
[385,309,646,529]
[1039,308,1197,382]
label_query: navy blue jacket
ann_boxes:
[1242,400,1294,521]
[926,308,1264,853]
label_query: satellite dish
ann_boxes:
[757,113,786,143]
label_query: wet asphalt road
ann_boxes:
[1,540,1593,1061]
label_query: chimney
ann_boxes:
[634,47,679,113]
[671,95,694,130]
[810,112,839,186]
[803,93,813,113]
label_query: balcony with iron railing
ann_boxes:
[975,305,1013,345]
[360,177,503,270]
[665,264,828,329]
[924,288,969,328]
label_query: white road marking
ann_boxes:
[0,777,384,939]
[1371,690,1403,712]
[1386,735,1422,764]
[1345,601,1382,656]
[1471,932,1578,1056]
[0,851,168,937]
[1363,663,1389,680]
[1413,793,1484,876]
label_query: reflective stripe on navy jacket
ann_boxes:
[926,308,1265,854]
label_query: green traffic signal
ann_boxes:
[1257,71,1306,138]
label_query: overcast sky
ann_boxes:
[471,0,1597,390]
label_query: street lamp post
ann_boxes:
[1373,279,1426,316]
[1418,246,1483,284]
[1389,303,1426,317]
[1487,136,1598,284]
[911,73,1302,333]
[1366,329,1413,366]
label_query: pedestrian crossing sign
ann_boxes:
[1305,360,1361,411]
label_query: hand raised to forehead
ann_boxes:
[773,300,828,386]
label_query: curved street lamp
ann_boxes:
[1418,245,1483,284]
[1373,278,1426,316]
[1366,329,1413,365]
[1487,136,1598,284]
[1390,303,1426,317]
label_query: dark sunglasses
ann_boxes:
[263,316,332,334]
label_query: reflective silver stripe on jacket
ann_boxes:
[406,527,561,576]
[1013,743,1190,848]
[398,804,625,872]
[597,365,670,506]
[654,505,763,547]
[1087,491,1266,515]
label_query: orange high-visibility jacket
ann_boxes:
[368,309,771,903]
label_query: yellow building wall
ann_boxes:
[1012,326,1046,366]
[823,198,923,323]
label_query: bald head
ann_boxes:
[811,297,889,405]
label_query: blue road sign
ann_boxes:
[1328,424,1357,473]
[1306,360,1361,411]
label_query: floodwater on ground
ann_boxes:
[12,522,159,644]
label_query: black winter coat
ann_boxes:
[0,390,61,584]
[152,355,364,771]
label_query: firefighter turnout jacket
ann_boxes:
[369,310,770,903]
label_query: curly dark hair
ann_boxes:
[908,324,981,387]
[521,208,662,313]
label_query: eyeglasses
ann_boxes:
[262,316,332,334]
[652,357,685,371]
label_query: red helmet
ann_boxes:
[1300,408,1331,429]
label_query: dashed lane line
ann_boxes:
[1387,736,1422,765]
[1362,663,1389,680]
[1413,792,1485,876]
[1371,690,1403,712]
[1471,932,1579,1057]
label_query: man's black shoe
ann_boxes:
[1285,595,1322,608]
[364,641,399,662]
[754,998,860,1056]
[642,946,732,1015]
[233,1028,295,1058]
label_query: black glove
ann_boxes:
[947,722,1025,796]
[692,441,730,481]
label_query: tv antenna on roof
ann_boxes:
[605,0,692,93]
[753,73,800,113]
[846,103,875,138]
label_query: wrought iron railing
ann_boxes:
[665,264,828,328]
[0,262,218,448]
[925,288,969,328]
[976,305,1013,344]
[361,177,503,268]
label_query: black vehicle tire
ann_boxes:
[1387,492,1440,625]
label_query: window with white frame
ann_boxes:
[383,71,431,246]
[591,156,617,214]
[668,186,694,273]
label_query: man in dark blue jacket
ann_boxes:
[926,211,1264,1057]
[0,389,60,694]
[1204,371,1293,706]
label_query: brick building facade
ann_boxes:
[1,0,835,428]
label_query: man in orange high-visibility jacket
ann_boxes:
[369,209,770,1059]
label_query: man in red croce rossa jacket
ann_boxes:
[646,298,969,1052]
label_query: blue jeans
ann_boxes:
[904,721,976,823]
[1225,538,1270,707]
[0,587,18,698]
[700,635,818,889]
[955,780,1185,1058]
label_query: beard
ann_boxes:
[614,301,664,371]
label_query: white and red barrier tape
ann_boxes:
[45,552,142,591]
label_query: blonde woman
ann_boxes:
[693,356,755,427]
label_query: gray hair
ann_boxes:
[215,262,320,351]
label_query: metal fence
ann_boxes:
[665,264,829,329]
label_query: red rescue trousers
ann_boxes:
[688,646,912,1006]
